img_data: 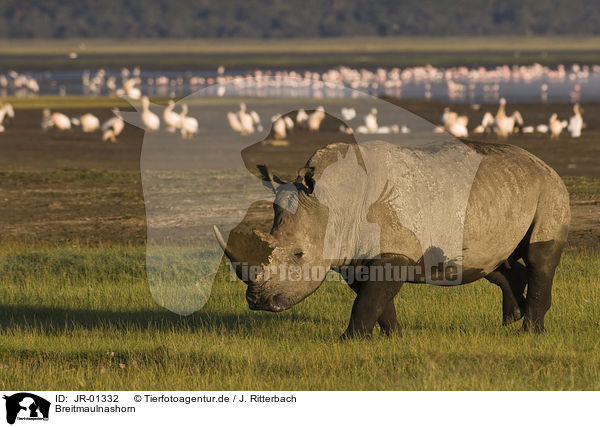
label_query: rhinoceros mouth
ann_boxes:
[246,291,291,312]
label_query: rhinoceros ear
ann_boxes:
[257,164,285,193]
[296,167,315,194]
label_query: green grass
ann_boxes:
[0,243,599,390]
[564,176,600,199]
[4,96,359,110]
[5,36,600,69]
[4,36,600,55]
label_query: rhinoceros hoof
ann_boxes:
[522,318,547,333]
[339,330,373,341]
[503,307,524,326]
[380,324,402,337]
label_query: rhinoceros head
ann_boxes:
[215,162,334,312]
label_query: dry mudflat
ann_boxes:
[0,101,598,250]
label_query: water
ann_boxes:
[1,67,599,103]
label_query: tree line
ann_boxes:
[1,0,599,38]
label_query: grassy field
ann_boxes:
[1,102,599,390]
[5,36,600,55]
[4,36,600,69]
[0,243,598,390]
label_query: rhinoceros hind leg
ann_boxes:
[523,240,565,333]
[486,261,527,325]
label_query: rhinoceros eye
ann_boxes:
[294,250,304,259]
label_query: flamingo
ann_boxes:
[141,96,160,131]
[163,100,182,133]
[41,109,71,131]
[117,77,142,99]
[568,103,583,138]
[179,104,198,139]
[102,110,125,142]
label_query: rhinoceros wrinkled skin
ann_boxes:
[217,136,570,339]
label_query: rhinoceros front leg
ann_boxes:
[342,280,402,339]
[341,258,404,339]
[345,280,401,337]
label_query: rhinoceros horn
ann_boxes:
[213,225,239,263]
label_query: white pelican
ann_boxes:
[273,117,287,139]
[376,124,400,134]
[536,124,549,134]
[522,126,535,134]
[163,100,182,133]
[365,108,378,133]
[473,112,495,134]
[179,104,198,139]
[77,113,100,133]
[448,115,469,138]
[296,109,309,127]
[441,107,458,128]
[308,106,326,131]
[141,96,160,131]
[341,107,356,121]
[549,114,567,140]
[567,104,583,138]
[41,109,71,131]
[238,103,254,135]
[284,116,294,130]
[250,110,263,132]
[227,112,244,134]
[0,103,15,132]
[102,110,125,143]
[272,115,295,139]
[495,98,523,138]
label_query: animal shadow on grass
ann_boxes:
[0,304,315,334]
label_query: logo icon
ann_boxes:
[3,393,50,425]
